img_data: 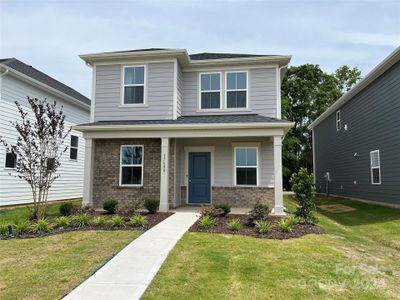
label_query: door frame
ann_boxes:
[184,146,214,205]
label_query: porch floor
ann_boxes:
[170,206,251,215]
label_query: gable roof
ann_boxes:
[309,46,400,129]
[0,58,90,106]
[189,52,276,60]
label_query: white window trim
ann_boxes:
[336,110,341,131]
[233,143,260,187]
[70,135,79,161]
[121,65,147,106]
[370,150,381,185]
[119,145,144,187]
[198,72,222,110]
[4,151,17,170]
[225,71,249,109]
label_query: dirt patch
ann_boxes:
[319,204,356,213]
[0,212,173,240]
[189,214,324,240]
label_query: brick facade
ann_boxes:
[180,186,274,208]
[92,139,161,208]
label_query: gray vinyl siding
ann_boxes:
[177,64,183,117]
[175,137,274,187]
[94,62,174,121]
[181,68,277,117]
[313,60,400,205]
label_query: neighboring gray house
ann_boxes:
[310,46,400,206]
[0,58,91,206]
[76,48,293,213]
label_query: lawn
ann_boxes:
[143,195,400,299]
[0,230,139,300]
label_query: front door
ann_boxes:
[188,152,211,204]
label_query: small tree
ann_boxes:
[290,167,318,223]
[1,97,70,220]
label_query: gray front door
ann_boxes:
[188,152,211,204]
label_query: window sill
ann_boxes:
[117,184,144,188]
[69,159,78,162]
[196,108,251,113]
[4,167,16,170]
[119,104,148,108]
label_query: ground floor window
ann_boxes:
[5,151,17,169]
[370,150,381,184]
[120,145,144,186]
[234,146,258,186]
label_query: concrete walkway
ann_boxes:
[64,212,199,300]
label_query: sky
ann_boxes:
[0,0,399,98]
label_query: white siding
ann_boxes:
[0,74,90,206]
[176,137,274,187]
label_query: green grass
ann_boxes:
[0,230,139,300]
[143,195,400,299]
[0,199,81,223]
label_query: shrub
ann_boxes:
[14,221,31,235]
[290,168,318,224]
[254,220,273,234]
[32,219,52,233]
[117,200,141,217]
[130,215,148,227]
[55,216,70,228]
[144,198,160,214]
[0,221,11,235]
[248,202,271,225]
[214,203,231,216]
[198,215,217,229]
[111,215,125,227]
[278,219,293,233]
[200,205,225,218]
[103,200,118,214]
[73,213,91,227]
[59,202,75,216]
[227,218,241,231]
[285,214,299,227]
[93,216,107,226]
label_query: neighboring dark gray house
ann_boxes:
[309,46,400,206]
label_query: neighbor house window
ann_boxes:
[123,66,145,104]
[70,135,78,160]
[120,145,144,186]
[200,73,221,109]
[5,152,17,169]
[234,147,258,186]
[370,150,381,184]
[336,110,341,131]
[226,71,247,108]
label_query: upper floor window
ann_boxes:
[370,150,381,184]
[226,71,247,108]
[234,146,258,186]
[5,151,17,169]
[123,66,145,105]
[336,110,341,131]
[70,135,78,160]
[200,73,221,109]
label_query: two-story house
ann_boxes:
[75,48,293,213]
[0,58,90,206]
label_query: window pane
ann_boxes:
[201,92,220,109]
[246,148,257,166]
[121,146,133,164]
[5,152,16,168]
[71,135,78,147]
[124,67,135,85]
[210,92,220,108]
[134,67,144,84]
[227,73,236,90]
[132,146,143,164]
[210,74,220,90]
[201,74,210,91]
[237,72,246,89]
[236,149,246,166]
[124,86,144,104]
[236,91,247,108]
[70,148,78,160]
[372,168,380,183]
[121,166,142,185]
[227,91,237,108]
[371,152,380,167]
[236,167,257,185]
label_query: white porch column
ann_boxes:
[159,137,170,212]
[82,138,94,207]
[273,135,284,215]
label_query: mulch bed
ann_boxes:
[0,212,173,240]
[189,214,324,240]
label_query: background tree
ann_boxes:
[1,97,70,220]
[281,64,361,190]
